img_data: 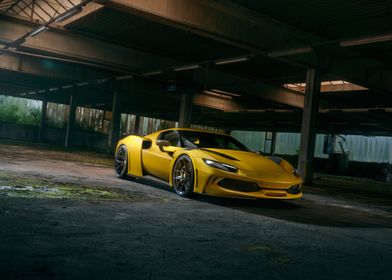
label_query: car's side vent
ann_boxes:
[142,140,152,149]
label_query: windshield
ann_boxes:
[179,131,249,151]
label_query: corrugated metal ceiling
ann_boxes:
[231,0,392,39]
[65,7,306,82]
[66,8,248,62]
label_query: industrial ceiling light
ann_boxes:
[96,78,108,84]
[29,26,48,37]
[54,7,83,23]
[202,90,233,100]
[340,32,392,47]
[215,56,248,65]
[116,75,133,80]
[243,109,267,113]
[268,46,313,57]
[210,89,241,97]
[142,70,163,76]
[174,64,200,71]
[76,82,89,87]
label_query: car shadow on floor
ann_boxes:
[127,176,176,194]
[125,176,392,228]
[196,194,392,228]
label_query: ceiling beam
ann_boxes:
[60,2,105,26]
[0,15,179,73]
[229,82,307,109]
[327,56,392,94]
[191,67,308,109]
[0,52,111,81]
[105,0,317,52]
[193,93,243,112]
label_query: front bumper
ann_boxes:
[194,163,303,200]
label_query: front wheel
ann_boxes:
[172,155,195,197]
[114,145,128,178]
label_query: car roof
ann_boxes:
[146,128,229,138]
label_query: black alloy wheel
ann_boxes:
[114,145,128,178]
[172,155,195,197]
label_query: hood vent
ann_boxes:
[200,149,239,161]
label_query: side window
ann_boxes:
[158,131,180,147]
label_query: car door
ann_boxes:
[142,130,182,180]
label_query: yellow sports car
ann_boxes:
[114,128,303,199]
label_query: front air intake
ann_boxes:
[287,184,301,194]
[218,179,260,192]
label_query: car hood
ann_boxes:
[200,148,296,182]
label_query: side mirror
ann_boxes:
[156,140,171,147]
[156,139,171,152]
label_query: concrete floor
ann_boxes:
[0,143,392,280]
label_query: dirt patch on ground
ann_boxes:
[0,140,112,167]
[0,170,151,202]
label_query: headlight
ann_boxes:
[203,158,238,173]
[292,168,300,178]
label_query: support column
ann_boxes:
[298,69,321,183]
[134,115,141,135]
[38,99,47,142]
[270,132,277,155]
[179,93,193,128]
[108,89,122,151]
[263,132,276,154]
[65,92,77,148]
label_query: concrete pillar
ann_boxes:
[270,132,276,155]
[263,132,276,154]
[179,93,193,128]
[298,69,321,183]
[108,89,122,151]
[38,99,47,142]
[134,115,141,135]
[65,93,77,148]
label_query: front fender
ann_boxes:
[116,135,144,177]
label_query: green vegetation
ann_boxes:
[0,171,146,201]
[0,95,41,126]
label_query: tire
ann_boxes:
[172,155,195,197]
[114,144,128,178]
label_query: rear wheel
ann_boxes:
[172,155,195,197]
[114,145,128,178]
